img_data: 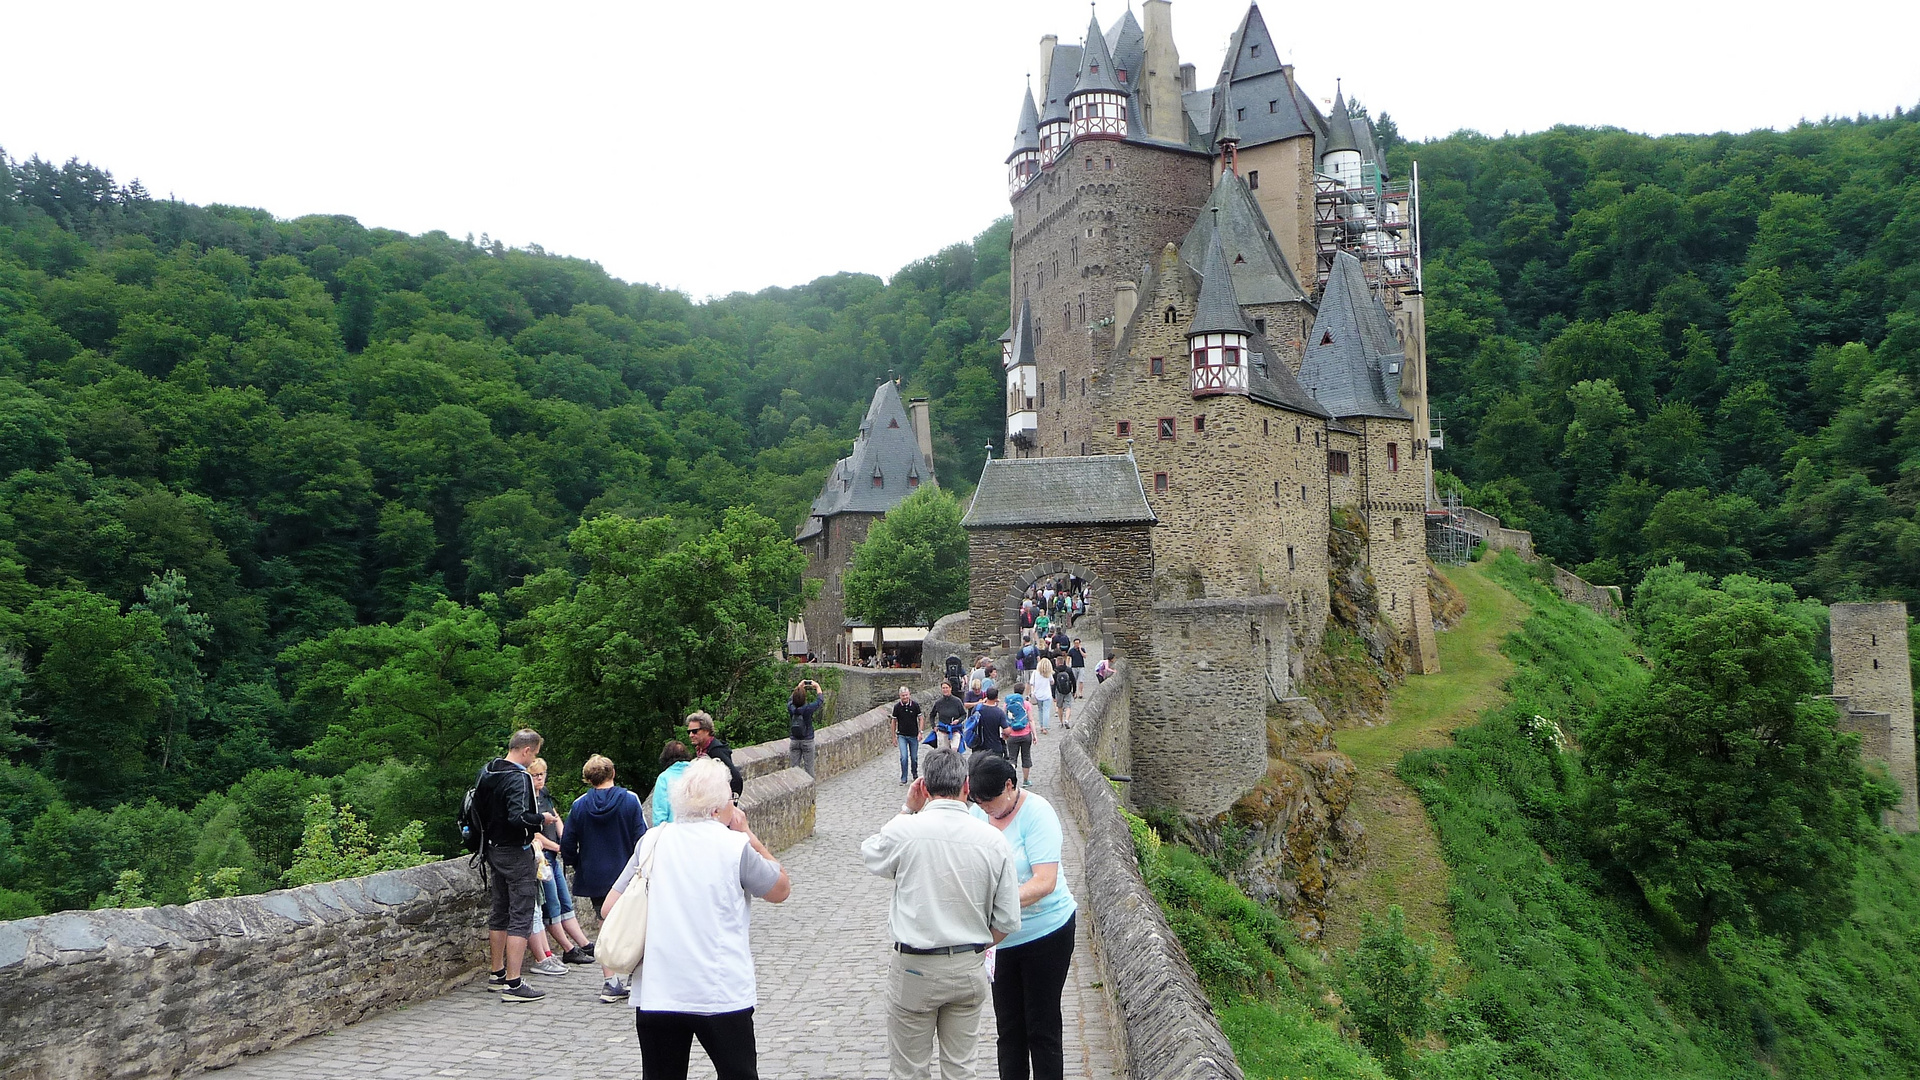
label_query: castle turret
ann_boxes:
[1007,84,1043,196]
[1067,11,1128,141]
[1005,297,1039,452]
[1188,229,1251,397]
[1213,79,1241,176]
[1322,85,1362,188]
[1037,39,1080,162]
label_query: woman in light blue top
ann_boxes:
[650,741,693,825]
[967,753,1077,1080]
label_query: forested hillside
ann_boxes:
[0,151,1012,914]
[1405,108,1920,601]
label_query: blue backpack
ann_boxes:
[1004,694,1031,735]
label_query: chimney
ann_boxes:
[1179,62,1196,93]
[1113,281,1139,332]
[907,398,936,477]
[1140,1,1185,144]
[1038,35,1059,98]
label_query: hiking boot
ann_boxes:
[561,946,595,965]
[529,955,568,977]
[486,968,509,988]
[500,981,546,1003]
[599,979,630,1003]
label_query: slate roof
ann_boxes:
[804,381,936,524]
[1071,11,1123,97]
[1213,80,1240,146]
[1353,115,1389,179]
[1179,169,1309,306]
[1182,4,1325,153]
[1006,296,1036,369]
[1298,251,1409,420]
[1187,231,1249,337]
[962,455,1156,528]
[1245,327,1332,419]
[1324,88,1359,156]
[1040,43,1083,126]
[1008,86,1041,161]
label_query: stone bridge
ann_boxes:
[2,645,1244,1080]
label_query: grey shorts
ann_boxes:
[485,844,540,937]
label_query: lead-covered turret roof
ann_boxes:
[1070,10,1124,98]
[1008,86,1041,161]
[1298,251,1408,419]
[1179,169,1308,306]
[804,380,937,521]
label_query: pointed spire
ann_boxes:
[1324,82,1359,158]
[1214,79,1239,147]
[1188,228,1249,338]
[1009,83,1042,160]
[1070,8,1124,97]
[1009,296,1037,368]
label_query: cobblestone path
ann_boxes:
[215,712,1121,1079]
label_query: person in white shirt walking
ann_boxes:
[861,749,1022,1080]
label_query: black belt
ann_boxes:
[895,942,988,955]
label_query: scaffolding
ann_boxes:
[1426,489,1474,565]
[1313,160,1419,301]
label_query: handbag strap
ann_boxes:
[635,827,661,888]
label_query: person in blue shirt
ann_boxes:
[967,753,1078,1080]
[650,741,693,825]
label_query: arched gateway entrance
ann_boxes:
[958,456,1155,664]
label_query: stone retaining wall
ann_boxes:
[800,662,920,724]
[1056,661,1245,1080]
[1551,564,1624,618]
[1,857,485,1080]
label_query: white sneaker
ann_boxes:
[530,956,568,977]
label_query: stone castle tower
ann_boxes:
[965,2,1438,814]
[1831,601,1917,833]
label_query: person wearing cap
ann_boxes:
[860,749,1021,1080]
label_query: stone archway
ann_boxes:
[1000,560,1119,659]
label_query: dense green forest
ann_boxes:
[1405,108,1920,601]
[0,150,1013,914]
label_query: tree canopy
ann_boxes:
[842,485,970,628]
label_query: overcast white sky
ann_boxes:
[5,1,1917,299]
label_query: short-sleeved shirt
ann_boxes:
[612,820,782,1014]
[974,705,1008,753]
[892,699,923,737]
[970,791,1076,949]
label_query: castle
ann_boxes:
[961,1,1439,813]
[794,380,937,664]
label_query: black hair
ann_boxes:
[968,753,1018,803]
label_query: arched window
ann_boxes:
[1164,306,1177,324]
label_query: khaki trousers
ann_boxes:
[886,948,990,1080]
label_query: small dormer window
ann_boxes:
[1234,254,1245,264]
[888,418,899,428]
[1269,100,1278,113]
[908,473,921,489]
[1118,69,1128,82]
[1320,331,1334,345]
[1248,170,1260,189]
[1251,43,1261,57]
[1089,62,1099,74]
[1164,306,1177,324]
[1236,107,1245,121]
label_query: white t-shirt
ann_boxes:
[611,819,782,1014]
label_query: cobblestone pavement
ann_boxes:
[214,712,1121,1079]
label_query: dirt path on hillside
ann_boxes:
[1319,562,1530,957]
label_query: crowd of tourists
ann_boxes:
[467,654,1088,1080]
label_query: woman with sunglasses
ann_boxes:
[966,753,1078,1080]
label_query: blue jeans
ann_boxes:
[897,734,920,782]
[1035,699,1055,732]
[540,850,575,924]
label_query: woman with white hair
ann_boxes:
[603,757,792,1079]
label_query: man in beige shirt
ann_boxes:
[861,749,1022,1080]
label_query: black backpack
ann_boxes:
[457,783,486,854]
[1054,667,1075,697]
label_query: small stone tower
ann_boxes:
[1831,601,1917,833]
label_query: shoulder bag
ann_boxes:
[596,828,660,975]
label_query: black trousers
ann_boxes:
[635,1007,759,1080]
[991,913,1077,1080]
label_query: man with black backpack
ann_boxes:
[475,728,558,1003]
[1052,658,1078,730]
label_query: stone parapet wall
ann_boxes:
[738,767,815,853]
[801,662,920,725]
[1135,597,1288,816]
[1551,565,1623,619]
[1830,601,1917,832]
[922,610,971,682]
[1056,661,1244,1080]
[1,857,485,1080]
[734,687,922,786]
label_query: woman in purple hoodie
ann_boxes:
[561,753,647,1003]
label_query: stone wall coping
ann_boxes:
[0,856,478,974]
[1057,660,1245,1080]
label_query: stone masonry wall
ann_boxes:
[921,610,971,683]
[1,858,486,1080]
[1551,565,1623,619]
[800,662,919,725]
[966,524,1154,664]
[1055,660,1245,1080]
[1135,597,1289,815]
[1831,601,1918,833]
[1012,138,1215,461]
[1236,136,1319,292]
[800,510,879,663]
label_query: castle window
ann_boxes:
[1194,415,1206,433]
[1302,484,1309,503]
[1872,634,1878,646]
[1081,378,1087,395]
[1158,417,1175,441]
[1086,157,1095,172]
[1163,306,1177,324]
[1118,68,1128,83]
[1392,518,1403,540]
[1251,43,1261,57]
[1295,425,1302,443]
[1248,171,1260,190]
[1154,471,1169,493]
[1038,383,1046,408]
[1274,481,1280,500]
[1254,317,1266,334]
[1117,420,1131,438]
[1329,450,1350,475]
[1105,156,1114,170]
[1288,546,1296,570]
[1150,356,1165,375]
[1236,107,1245,121]
[1090,62,1099,74]
[1060,370,1068,399]
[1269,100,1277,113]
[888,418,899,428]
[1875,659,1881,669]
[908,474,920,488]
[1315,431,1322,447]
[1263,419,1269,435]
[1320,331,1333,345]
[1034,326,1042,348]
[872,474,884,489]
[1064,306,1071,331]
[1391,593,1397,611]
[1388,443,1400,472]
